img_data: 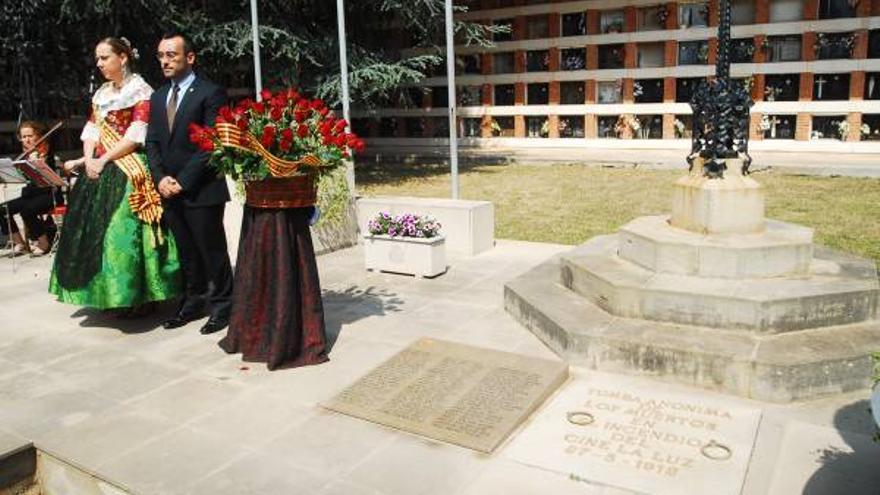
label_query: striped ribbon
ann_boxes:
[215,123,327,177]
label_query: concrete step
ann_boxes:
[562,235,879,333]
[619,216,814,278]
[504,255,880,402]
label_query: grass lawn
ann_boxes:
[356,162,880,265]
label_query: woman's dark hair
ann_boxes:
[98,36,138,70]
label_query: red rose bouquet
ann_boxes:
[189,87,364,182]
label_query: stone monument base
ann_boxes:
[504,241,880,402]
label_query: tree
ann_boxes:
[0,0,503,125]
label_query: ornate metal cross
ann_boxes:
[688,0,754,178]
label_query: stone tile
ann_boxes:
[97,426,246,495]
[123,375,245,424]
[319,480,387,495]
[192,389,315,450]
[189,450,331,495]
[766,421,880,495]
[261,409,397,475]
[1,380,117,438]
[34,408,177,469]
[343,434,487,495]
[459,459,605,495]
[0,429,29,457]
[0,333,90,367]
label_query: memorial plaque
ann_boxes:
[504,375,762,495]
[322,338,569,453]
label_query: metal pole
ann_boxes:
[250,0,264,101]
[336,0,356,195]
[444,0,459,199]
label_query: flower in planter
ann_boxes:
[367,212,442,239]
[189,87,365,182]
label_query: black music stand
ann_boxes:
[0,158,30,271]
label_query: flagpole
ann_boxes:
[444,0,459,199]
[250,0,263,101]
[336,0,356,195]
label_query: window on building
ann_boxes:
[561,48,587,70]
[459,54,481,75]
[526,15,549,39]
[678,40,709,65]
[817,0,856,19]
[597,80,623,103]
[493,19,513,42]
[432,86,448,107]
[527,83,549,105]
[431,117,449,138]
[461,118,482,138]
[351,118,371,137]
[731,0,755,25]
[769,0,803,22]
[634,115,664,138]
[560,82,585,104]
[493,52,515,74]
[815,32,857,60]
[674,115,693,138]
[813,73,850,100]
[494,84,515,105]
[634,79,664,103]
[638,42,666,68]
[598,116,619,138]
[562,12,586,36]
[379,118,399,137]
[405,87,427,108]
[679,2,709,28]
[404,118,424,137]
[494,116,515,137]
[676,77,704,102]
[764,74,800,101]
[526,116,549,137]
[866,73,880,99]
[601,10,625,33]
[869,30,880,58]
[526,50,550,72]
[638,6,665,31]
[810,115,847,139]
[598,44,626,69]
[765,35,801,62]
[559,116,585,138]
[458,86,483,106]
[761,115,796,139]
[731,38,755,63]
[861,114,880,140]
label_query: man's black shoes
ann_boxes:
[162,312,201,330]
[199,318,228,335]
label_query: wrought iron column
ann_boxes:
[688,0,754,178]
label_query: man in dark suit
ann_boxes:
[145,31,233,335]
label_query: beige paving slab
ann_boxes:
[189,450,332,495]
[767,420,880,495]
[458,459,610,495]
[123,374,245,424]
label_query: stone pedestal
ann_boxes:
[505,158,880,402]
[670,158,765,234]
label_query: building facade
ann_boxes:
[354,0,880,154]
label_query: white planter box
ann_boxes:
[364,235,447,278]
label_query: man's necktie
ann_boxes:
[167,83,180,130]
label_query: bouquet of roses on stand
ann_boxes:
[189,87,364,211]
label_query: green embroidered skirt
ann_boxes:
[49,158,181,308]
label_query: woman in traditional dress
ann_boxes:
[1,121,64,256]
[49,37,180,314]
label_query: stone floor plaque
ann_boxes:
[504,375,762,495]
[322,338,569,453]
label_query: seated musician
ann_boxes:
[1,121,65,256]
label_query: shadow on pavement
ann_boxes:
[802,399,880,495]
[71,300,178,334]
[322,285,404,351]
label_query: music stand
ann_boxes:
[0,158,30,272]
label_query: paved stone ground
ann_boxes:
[0,241,878,495]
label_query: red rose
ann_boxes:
[294,111,307,123]
[322,135,334,145]
[279,139,292,152]
[237,98,254,112]
[280,128,294,141]
[260,89,273,101]
[297,124,309,138]
[197,138,215,152]
[353,139,366,152]
[334,119,348,132]
[310,99,324,110]
[253,102,265,114]
[260,125,276,149]
[319,107,329,117]
[287,88,299,100]
[236,119,248,131]
[270,107,283,121]
[319,122,332,135]
[334,135,347,147]
[219,106,234,122]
